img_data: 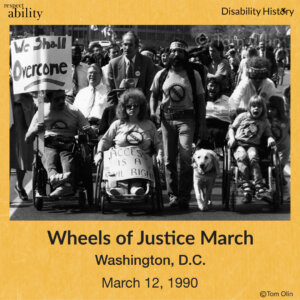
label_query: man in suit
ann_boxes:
[107,31,155,100]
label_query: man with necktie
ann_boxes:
[107,31,155,101]
[73,64,109,131]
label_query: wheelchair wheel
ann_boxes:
[79,143,94,207]
[222,146,231,210]
[153,161,164,212]
[32,159,46,211]
[95,161,104,211]
[230,191,236,212]
[100,193,107,214]
[78,190,86,210]
[269,152,283,211]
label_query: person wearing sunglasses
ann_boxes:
[94,88,162,195]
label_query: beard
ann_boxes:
[167,55,188,69]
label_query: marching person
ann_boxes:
[150,39,206,209]
[229,56,276,118]
[65,45,89,103]
[107,31,155,100]
[74,64,109,132]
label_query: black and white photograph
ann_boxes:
[9,25,291,220]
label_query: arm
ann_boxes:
[149,72,161,124]
[25,114,44,144]
[144,58,156,101]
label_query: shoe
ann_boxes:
[14,185,28,201]
[242,192,252,204]
[241,182,252,194]
[169,195,179,207]
[50,184,74,197]
[50,172,71,188]
[130,186,145,195]
[109,187,124,196]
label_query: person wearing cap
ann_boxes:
[107,31,155,100]
[229,57,276,117]
[150,39,206,210]
[73,64,109,132]
[65,45,89,103]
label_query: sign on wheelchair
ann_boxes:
[103,146,155,183]
[95,146,163,213]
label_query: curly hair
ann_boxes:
[116,88,148,122]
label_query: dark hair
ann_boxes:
[247,56,270,79]
[248,95,267,119]
[107,44,120,53]
[159,48,169,67]
[171,38,188,48]
[122,31,140,47]
[72,45,81,55]
[209,40,224,53]
[89,42,102,52]
[140,46,157,56]
[45,89,65,102]
[247,47,258,58]
[206,78,222,100]
[268,95,287,122]
[116,88,148,121]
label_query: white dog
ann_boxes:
[192,149,220,211]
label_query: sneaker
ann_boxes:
[50,184,74,197]
[169,195,179,207]
[130,186,145,195]
[14,185,29,201]
[242,192,252,204]
[109,187,124,196]
[50,172,71,188]
[241,182,252,194]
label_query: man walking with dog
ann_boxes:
[150,39,206,209]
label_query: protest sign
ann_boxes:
[103,146,154,182]
[10,36,72,94]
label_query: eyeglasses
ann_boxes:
[126,104,139,109]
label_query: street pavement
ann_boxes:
[9,71,291,221]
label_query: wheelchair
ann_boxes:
[222,142,284,212]
[94,146,163,214]
[32,133,94,211]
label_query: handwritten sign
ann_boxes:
[103,146,154,182]
[10,36,72,94]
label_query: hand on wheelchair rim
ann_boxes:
[94,151,103,165]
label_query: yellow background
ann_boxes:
[0,0,298,299]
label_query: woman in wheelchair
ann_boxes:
[205,78,231,149]
[25,89,94,197]
[94,88,163,196]
[227,95,276,203]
